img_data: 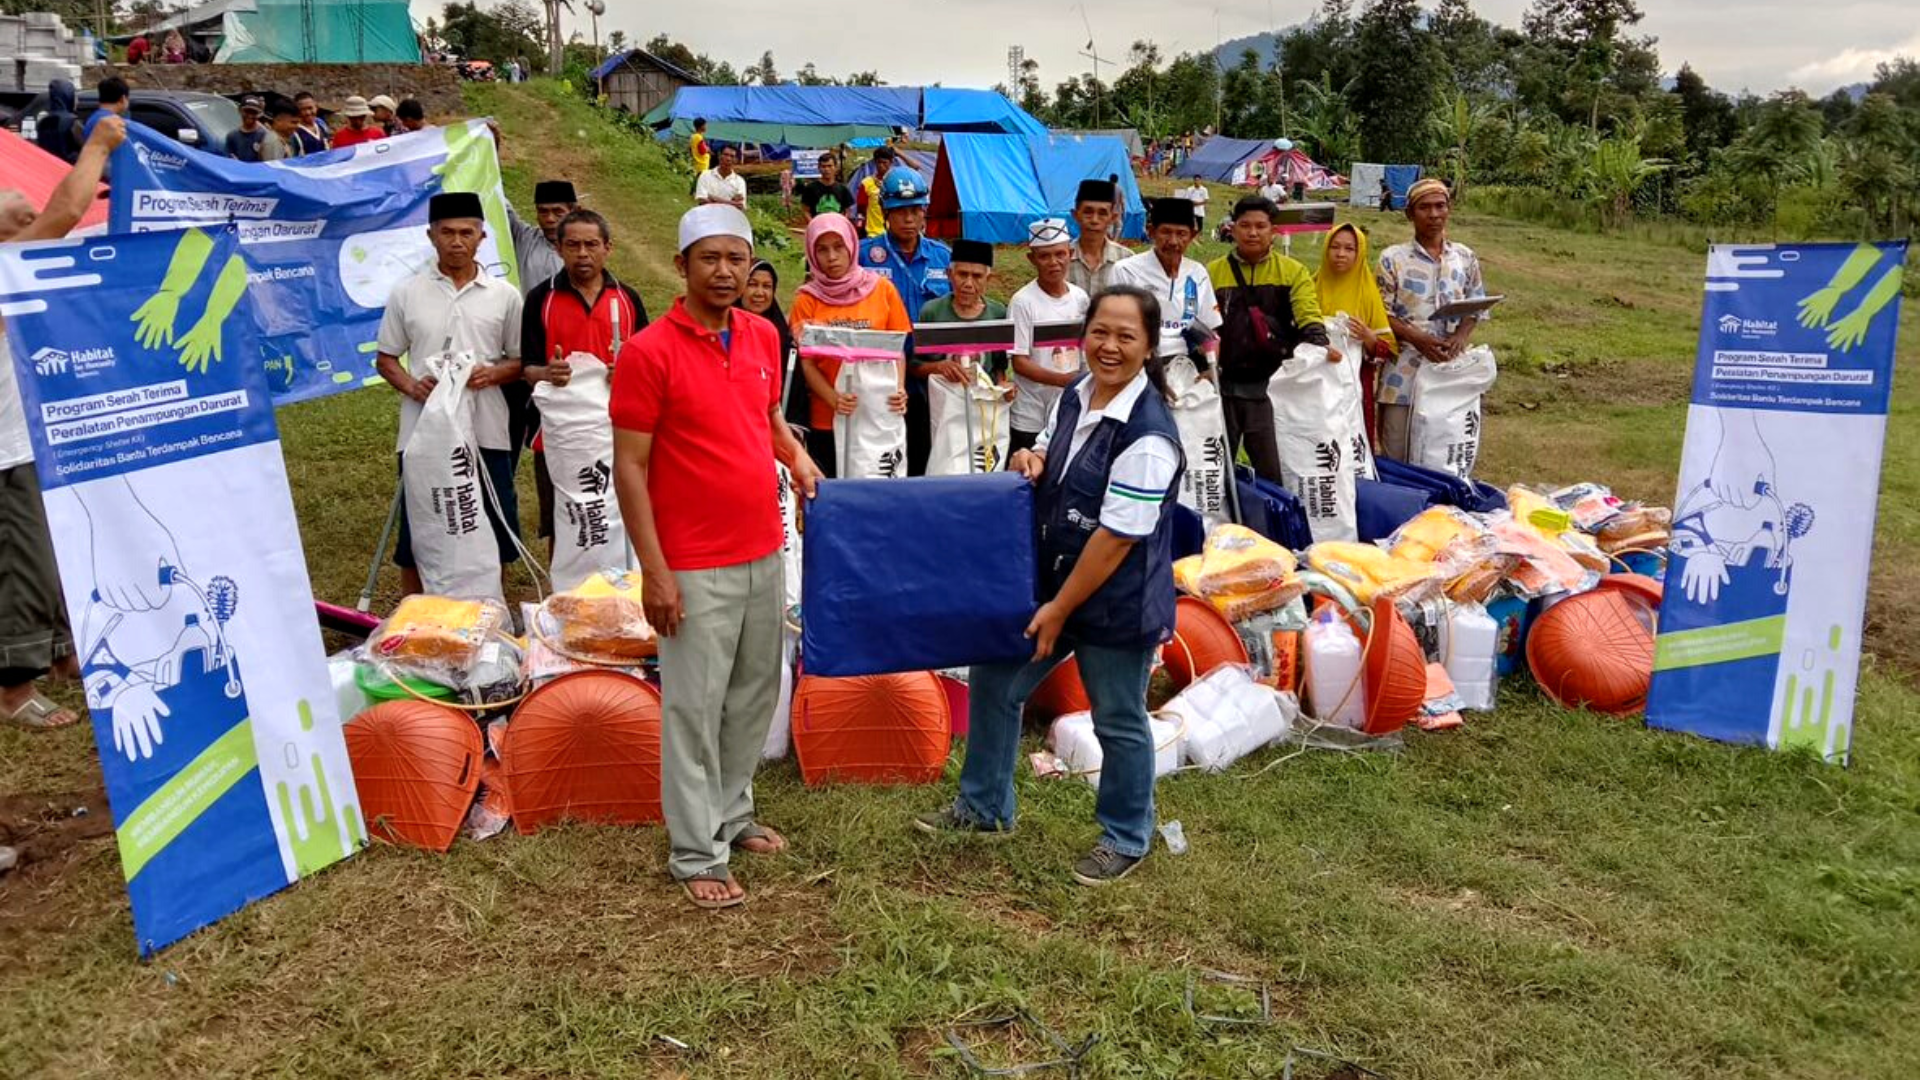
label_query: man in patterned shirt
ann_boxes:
[1374,178,1488,460]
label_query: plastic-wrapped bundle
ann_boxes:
[1162,664,1298,772]
[1048,711,1184,784]
[1303,541,1442,606]
[369,595,510,684]
[540,569,657,662]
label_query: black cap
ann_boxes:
[951,239,994,267]
[1147,197,1197,230]
[429,192,486,222]
[1075,177,1117,205]
[533,180,577,205]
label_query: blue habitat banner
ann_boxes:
[1648,242,1908,764]
[0,228,364,954]
[108,119,517,405]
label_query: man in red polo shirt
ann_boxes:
[611,204,823,909]
[521,208,648,563]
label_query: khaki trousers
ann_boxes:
[655,553,784,880]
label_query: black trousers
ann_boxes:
[1222,394,1284,484]
[1009,428,1041,457]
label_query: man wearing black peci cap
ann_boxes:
[1110,198,1221,362]
[509,179,576,294]
[1068,176,1133,296]
[498,178,577,471]
[374,192,526,598]
[915,239,1010,384]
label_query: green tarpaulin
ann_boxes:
[216,0,420,64]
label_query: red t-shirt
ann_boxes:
[330,124,386,148]
[610,299,784,571]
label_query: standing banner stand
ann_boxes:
[1,228,364,953]
[1647,241,1907,763]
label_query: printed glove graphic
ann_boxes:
[1795,244,1879,329]
[175,255,249,373]
[110,682,170,762]
[1826,266,1903,353]
[130,228,215,349]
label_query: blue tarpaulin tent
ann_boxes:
[928,134,1146,243]
[642,86,1046,148]
[1171,135,1271,182]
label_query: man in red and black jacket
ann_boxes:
[521,208,649,555]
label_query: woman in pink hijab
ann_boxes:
[788,212,910,477]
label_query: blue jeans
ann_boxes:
[955,639,1158,858]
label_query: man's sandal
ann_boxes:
[680,867,745,910]
[730,823,787,854]
[2,693,78,731]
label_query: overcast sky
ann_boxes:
[436,1,1915,98]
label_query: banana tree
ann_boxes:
[1429,89,1497,203]
[1587,133,1669,227]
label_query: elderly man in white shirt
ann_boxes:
[374,192,526,597]
[1110,197,1222,364]
[694,144,749,210]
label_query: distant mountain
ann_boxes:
[1214,30,1284,70]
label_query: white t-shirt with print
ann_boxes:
[1008,279,1090,434]
[1109,251,1221,359]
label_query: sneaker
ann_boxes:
[1071,845,1144,887]
[912,805,1014,840]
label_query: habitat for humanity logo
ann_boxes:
[31,344,116,378]
[133,141,189,172]
[1718,313,1778,339]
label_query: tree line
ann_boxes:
[1006,0,1919,237]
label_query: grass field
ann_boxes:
[3,80,1918,1079]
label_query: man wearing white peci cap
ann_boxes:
[610,204,824,910]
[1007,217,1092,456]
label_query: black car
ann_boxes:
[15,89,243,157]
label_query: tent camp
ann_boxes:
[846,146,936,192]
[130,0,420,63]
[0,128,108,229]
[927,133,1145,244]
[1349,163,1423,209]
[1170,135,1271,182]
[1232,147,1347,191]
[643,86,1046,148]
[1058,127,1143,159]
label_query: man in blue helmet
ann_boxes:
[861,167,953,475]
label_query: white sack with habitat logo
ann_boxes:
[403,351,503,602]
[775,461,803,617]
[532,353,625,592]
[1410,344,1497,479]
[762,629,798,761]
[1166,357,1232,529]
[927,366,1013,475]
[1268,330,1374,543]
[802,325,909,480]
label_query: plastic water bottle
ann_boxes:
[1438,602,1499,712]
[1305,609,1367,729]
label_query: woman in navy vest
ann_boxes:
[916,285,1187,886]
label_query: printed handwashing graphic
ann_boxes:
[128,228,249,374]
[74,476,247,771]
[1670,410,1813,608]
